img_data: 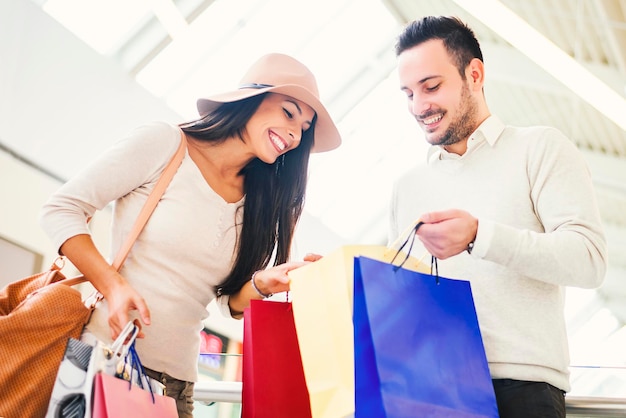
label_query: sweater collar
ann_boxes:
[427,115,505,161]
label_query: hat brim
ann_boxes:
[197,85,341,153]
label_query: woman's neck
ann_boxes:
[185,135,251,203]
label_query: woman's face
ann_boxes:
[243,93,315,163]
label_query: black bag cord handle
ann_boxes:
[431,255,439,285]
[390,221,440,284]
[390,221,423,270]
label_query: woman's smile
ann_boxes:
[269,129,289,152]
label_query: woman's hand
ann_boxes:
[251,261,310,296]
[303,253,323,262]
[57,234,151,340]
[102,272,151,340]
[228,256,324,317]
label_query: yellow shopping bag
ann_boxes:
[289,243,430,418]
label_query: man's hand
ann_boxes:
[417,209,478,259]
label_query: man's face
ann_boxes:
[397,39,479,149]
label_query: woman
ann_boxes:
[40,53,341,417]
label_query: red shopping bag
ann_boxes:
[241,300,312,418]
[92,372,178,418]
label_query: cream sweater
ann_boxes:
[389,116,607,392]
[40,122,242,382]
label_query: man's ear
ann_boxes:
[467,58,485,90]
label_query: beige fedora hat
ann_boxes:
[197,53,341,153]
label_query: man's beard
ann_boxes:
[429,85,479,148]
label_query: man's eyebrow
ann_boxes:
[401,75,442,90]
[420,75,441,83]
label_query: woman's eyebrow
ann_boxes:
[287,99,313,125]
[286,99,303,115]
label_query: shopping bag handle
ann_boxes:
[126,343,157,403]
[110,321,140,358]
[109,321,159,403]
[389,220,440,282]
[389,220,424,269]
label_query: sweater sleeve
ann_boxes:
[479,127,607,289]
[39,121,181,253]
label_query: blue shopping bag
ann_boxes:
[353,256,499,418]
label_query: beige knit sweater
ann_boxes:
[389,116,607,392]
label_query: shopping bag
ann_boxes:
[92,373,177,418]
[289,244,430,418]
[241,299,312,418]
[45,337,94,417]
[354,256,499,418]
[46,321,167,418]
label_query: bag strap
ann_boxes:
[111,129,187,270]
[62,128,186,287]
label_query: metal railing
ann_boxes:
[193,381,626,417]
[565,396,626,416]
[194,381,242,404]
[195,357,626,416]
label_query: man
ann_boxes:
[389,16,607,418]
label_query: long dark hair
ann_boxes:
[179,93,315,295]
[395,16,483,79]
